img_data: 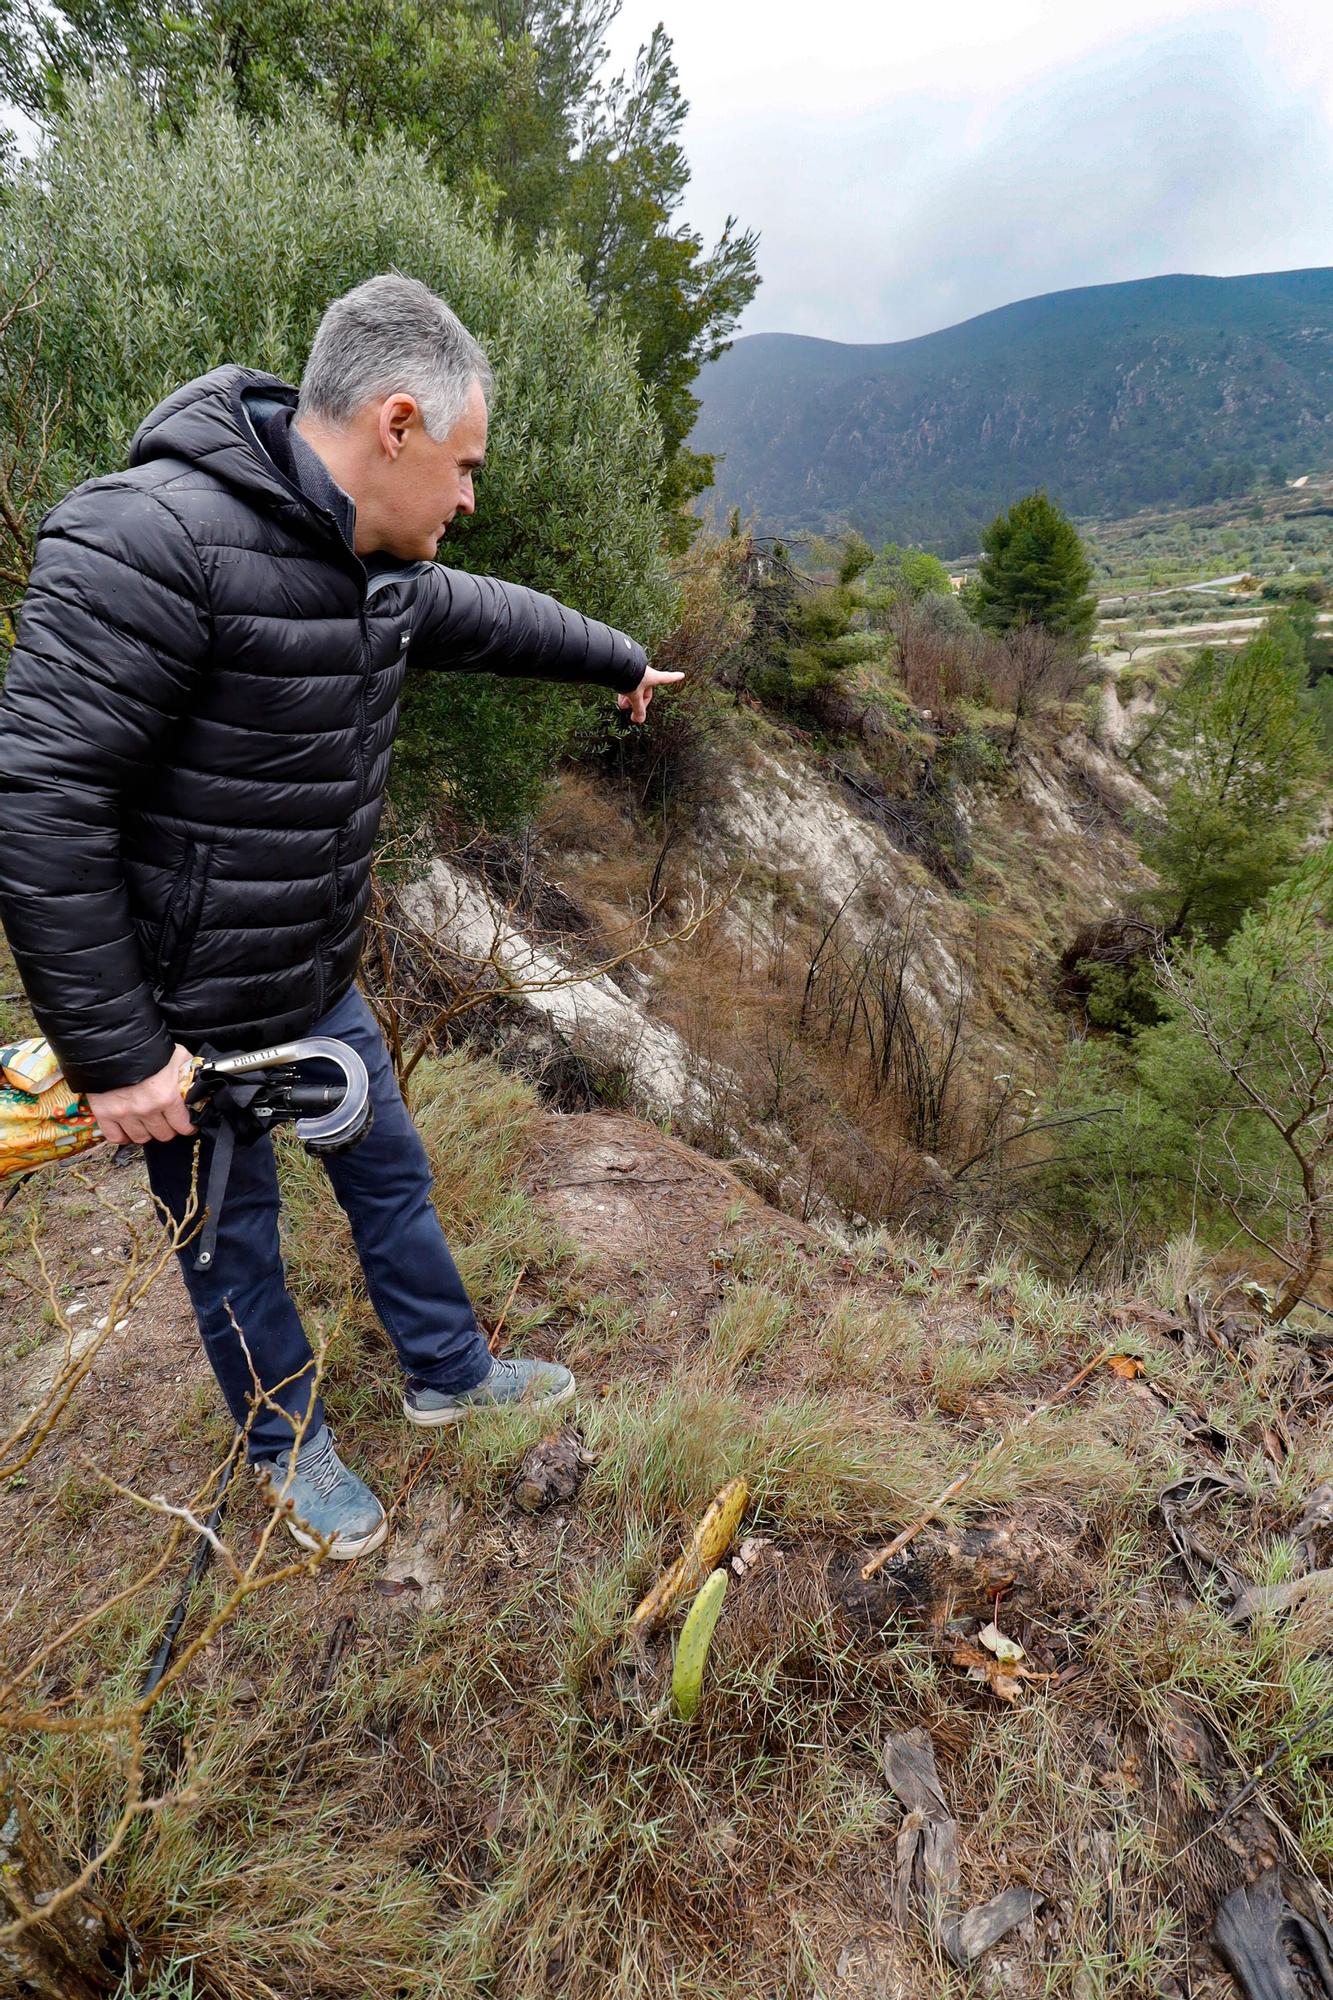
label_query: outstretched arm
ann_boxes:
[408,564,653,695]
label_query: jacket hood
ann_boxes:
[129,366,311,521]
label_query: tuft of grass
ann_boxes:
[704,1282,794,1379]
[277,1044,565,1373]
[581,1371,947,1543]
[811,1294,922,1388]
[114,1961,200,2000]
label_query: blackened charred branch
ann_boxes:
[797,886,981,1157]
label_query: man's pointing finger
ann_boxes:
[618,668,684,724]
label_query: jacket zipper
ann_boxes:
[155,839,212,999]
[355,606,373,807]
[311,598,372,1027]
[237,395,373,1028]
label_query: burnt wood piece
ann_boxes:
[0,1791,131,1997]
[511,1427,594,1514]
[881,1728,1042,1969]
[837,1523,1018,1629]
[952,1888,1044,1964]
[1214,1869,1333,1999]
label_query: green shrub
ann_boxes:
[1115,663,1162,703]
[749,534,885,715]
[1047,849,1333,1313]
[1080,957,1165,1035]
[869,540,953,604]
[1260,575,1325,603]
[0,83,675,827]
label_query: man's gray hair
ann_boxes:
[298,274,492,440]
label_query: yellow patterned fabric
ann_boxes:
[0,1038,101,1181]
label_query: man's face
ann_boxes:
[372,379,489,561]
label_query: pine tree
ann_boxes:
[1136,633,1323,942]
[751,536,880,713]
[1053,848,1333,1319]
[974,491,1096,650]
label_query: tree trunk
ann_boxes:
[1273,1161,1323,1322]
[0,1789,130,1998]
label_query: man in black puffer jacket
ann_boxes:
[0,274,679,1556]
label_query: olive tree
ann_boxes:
[0,82,675,824]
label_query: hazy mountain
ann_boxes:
[691,268,1333,553]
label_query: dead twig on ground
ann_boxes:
[860,1343,1116,1580]
[488,1264,527,1355]
[0,1165,202,1483]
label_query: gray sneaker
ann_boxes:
[403,1355,576,1428]
[255,1425,388,1560]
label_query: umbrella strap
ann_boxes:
[193,1118,237,1273]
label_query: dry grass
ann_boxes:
[4,1052,1333,1998]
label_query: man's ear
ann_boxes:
[378,394,419,460]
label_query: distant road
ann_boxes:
[1102,610,1333,643]
[1098,608,1333,672]
[1098,572,1250,608]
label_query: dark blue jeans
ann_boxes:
[145,986,493,1460]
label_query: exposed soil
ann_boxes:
[527,1108,816,1311]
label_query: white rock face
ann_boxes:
[1099,671,1159,753]
[399,859,715,1122]
[1014,752,1081,840]
[398,718,1142,1216]
[711,748,965,1015]
[1062,733,1155,820]
[718,749,890,915]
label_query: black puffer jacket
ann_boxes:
[0,367,647,1093]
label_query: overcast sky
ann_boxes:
[602,0,1333,344]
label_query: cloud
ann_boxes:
[669,13,1333,341]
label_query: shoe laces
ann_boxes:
[297,1432,343,1499]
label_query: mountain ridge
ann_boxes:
[691,266,1333,553]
